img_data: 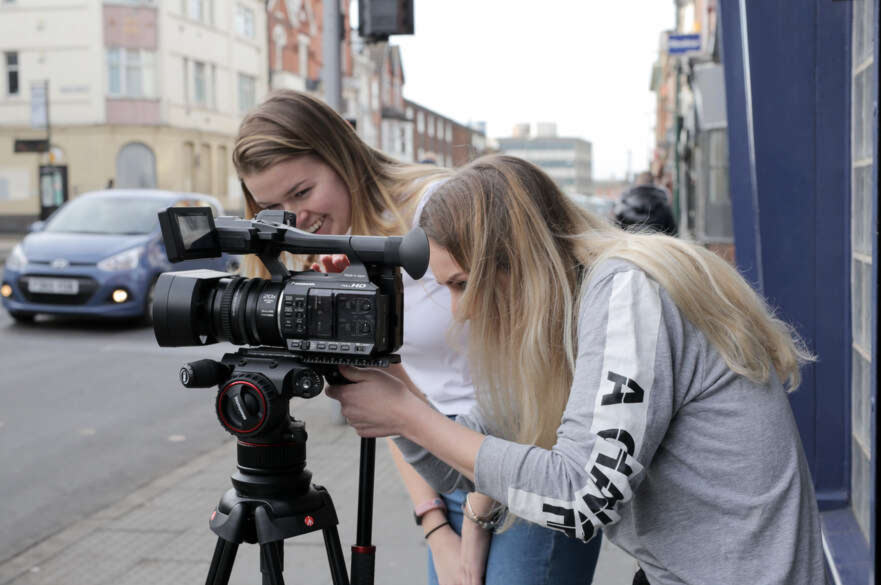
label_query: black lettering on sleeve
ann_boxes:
[597,428,636,456]
[601,371,646,405]
[543,503,596,541]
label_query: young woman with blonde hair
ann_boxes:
[327,154,829,585]
[233,93,601,585]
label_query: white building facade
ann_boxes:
[497,131,593,195]
[0,0,267,226]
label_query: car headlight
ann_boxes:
[97,247,143,271]
[5,244,27,270]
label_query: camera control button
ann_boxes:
[328,343,338,350]
[340,344,350,351]
[317,343,327,350]
[300,341,311,350]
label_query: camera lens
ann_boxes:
[214,277,284,347]
[152,272,285,348]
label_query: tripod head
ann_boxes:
[178,346,385,585]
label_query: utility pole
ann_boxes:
[322,0,342,111]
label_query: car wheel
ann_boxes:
[9,311,35,323]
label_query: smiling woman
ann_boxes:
[241,154,352,236]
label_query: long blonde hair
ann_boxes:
[420,154,813,449]
[232,90,450,275]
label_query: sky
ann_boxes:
[388,1,674,180]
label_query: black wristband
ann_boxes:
[423,521,450,540]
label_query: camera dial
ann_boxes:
[216,372,279,437]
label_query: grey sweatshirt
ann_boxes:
[395,259,828,585]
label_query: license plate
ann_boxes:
[27,277,80,295]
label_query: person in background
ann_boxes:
[232,92,601,585]
[613,171,678,236]
[327,154,828,585]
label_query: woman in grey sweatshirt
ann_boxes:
[326,155,829,585]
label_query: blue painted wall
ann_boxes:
[719,0,851,509]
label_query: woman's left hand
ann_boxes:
[325,366,419,437]
[459,511,491,585]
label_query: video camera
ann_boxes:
[155,206,427,361]
[152,206,429,584]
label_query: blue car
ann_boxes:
[0,189,239,323]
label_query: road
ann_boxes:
[0,311,236,563]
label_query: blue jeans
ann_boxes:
[427,489,601,585]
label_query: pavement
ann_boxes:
[0,230,639,584]
[0,398,638,585]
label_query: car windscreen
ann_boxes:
[44,197,168,235]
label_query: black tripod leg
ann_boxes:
[259,541,285,585]
[205,537,238,585]
[323,525,351,585]
[351,437,376,585]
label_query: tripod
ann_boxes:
[203,418,378,585]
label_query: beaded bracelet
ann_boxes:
[461,495,505,531]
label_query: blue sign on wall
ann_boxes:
[668,33,703,55]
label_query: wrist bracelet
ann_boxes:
[462,495,504,531]
[413,497,447,525]
[424,521,450,540]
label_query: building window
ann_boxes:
[183,60,215,108]
[238,73,256,114]
[116,142,157,189]
[849,0,875,542]
[182,57,189,104]
[235,4,255,39]
[5,52,19,96]
[298,36,309,78]
[417,111,424,134]
[193,61,206,105]
[183,0,212,24]
[107,48,156,98]
[427,116,434,138]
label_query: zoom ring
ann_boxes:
[219,276,244,344]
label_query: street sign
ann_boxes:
[668,33,703,56]
[13,139,49,153]
[30,81,48,129]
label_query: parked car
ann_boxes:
[0,189,239,323]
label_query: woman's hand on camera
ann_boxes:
[310,254,350,273]
[325,366,420,437]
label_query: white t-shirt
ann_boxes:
[398,183,476,416]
